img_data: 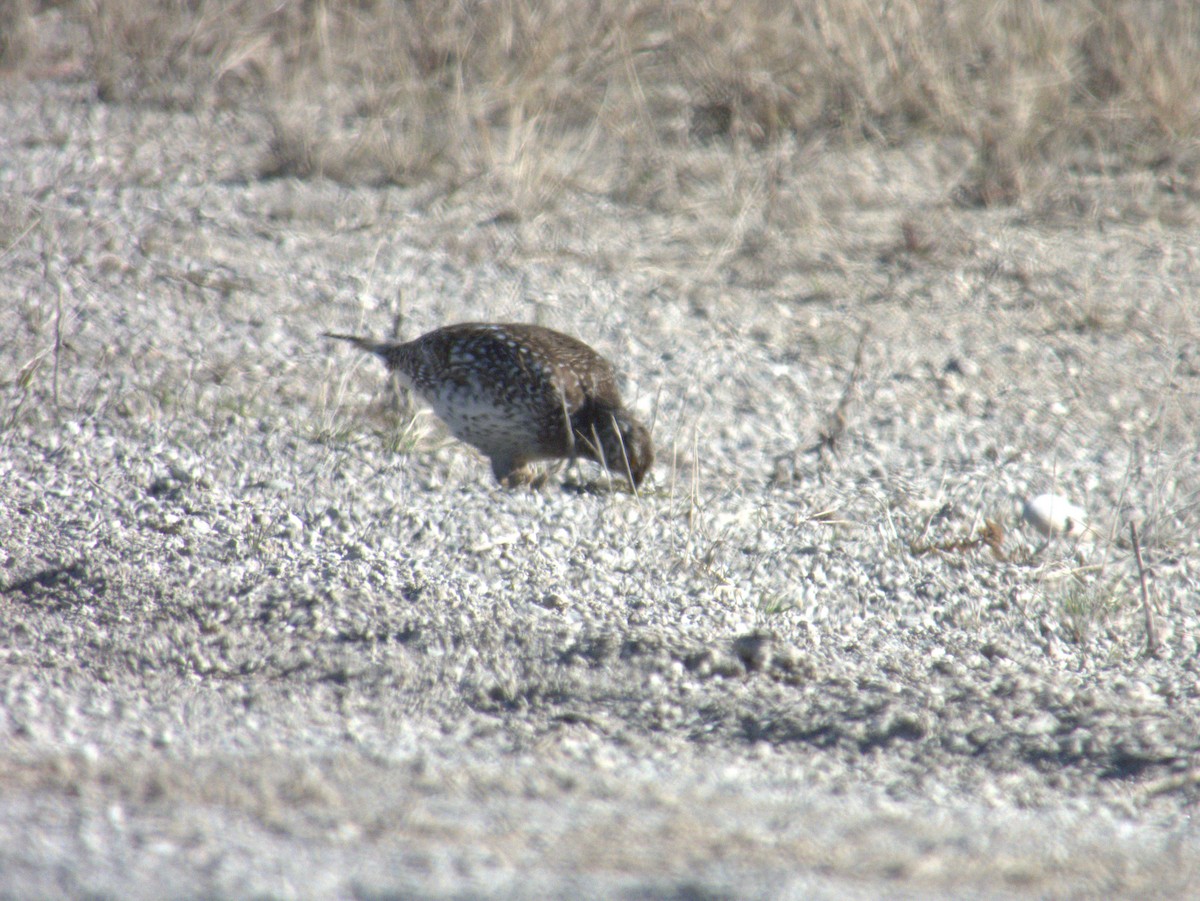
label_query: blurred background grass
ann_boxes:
[6,0,1198,208]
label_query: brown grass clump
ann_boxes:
[30,0,1200,205]
[0,0,35,70]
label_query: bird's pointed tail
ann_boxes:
[323,333,397,358]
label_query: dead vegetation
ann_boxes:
[0,0,35,71]
[16,0,1200,206]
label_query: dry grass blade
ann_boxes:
[1130,521,1160,658]
[1142,769,1200,800]
[382,293,417,421]
[810,322,871,462]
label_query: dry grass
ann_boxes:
[24,0,1196,207]
[0,0,36,70]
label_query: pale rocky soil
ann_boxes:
[3,34,1200,901]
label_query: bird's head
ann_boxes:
[578,406,654,488]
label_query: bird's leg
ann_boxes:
[557,388,582,484]
[491,455,537,489]
[490,455,516,484]
[558,389,575,460]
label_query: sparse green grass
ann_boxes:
[310,363,439,462]
[377,410,432,457]
[25,0,1198,208]
[1055,574,1134,646]
[758,590,797,618]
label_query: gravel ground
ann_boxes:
[2,68,1200,899]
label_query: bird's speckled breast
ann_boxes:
[418,336,571,456]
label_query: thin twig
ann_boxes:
[384,290,414,418]
[387,289,405,341]
[39,220,66,408]
[53,276,63,407]
[809,322,871,460]
[1142,769,1200,799]
[1130,521,1159,658]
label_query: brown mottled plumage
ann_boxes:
[326,323,653,487]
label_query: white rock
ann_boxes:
[1022,493,1089,538]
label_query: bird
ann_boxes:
[325,322,653,488]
